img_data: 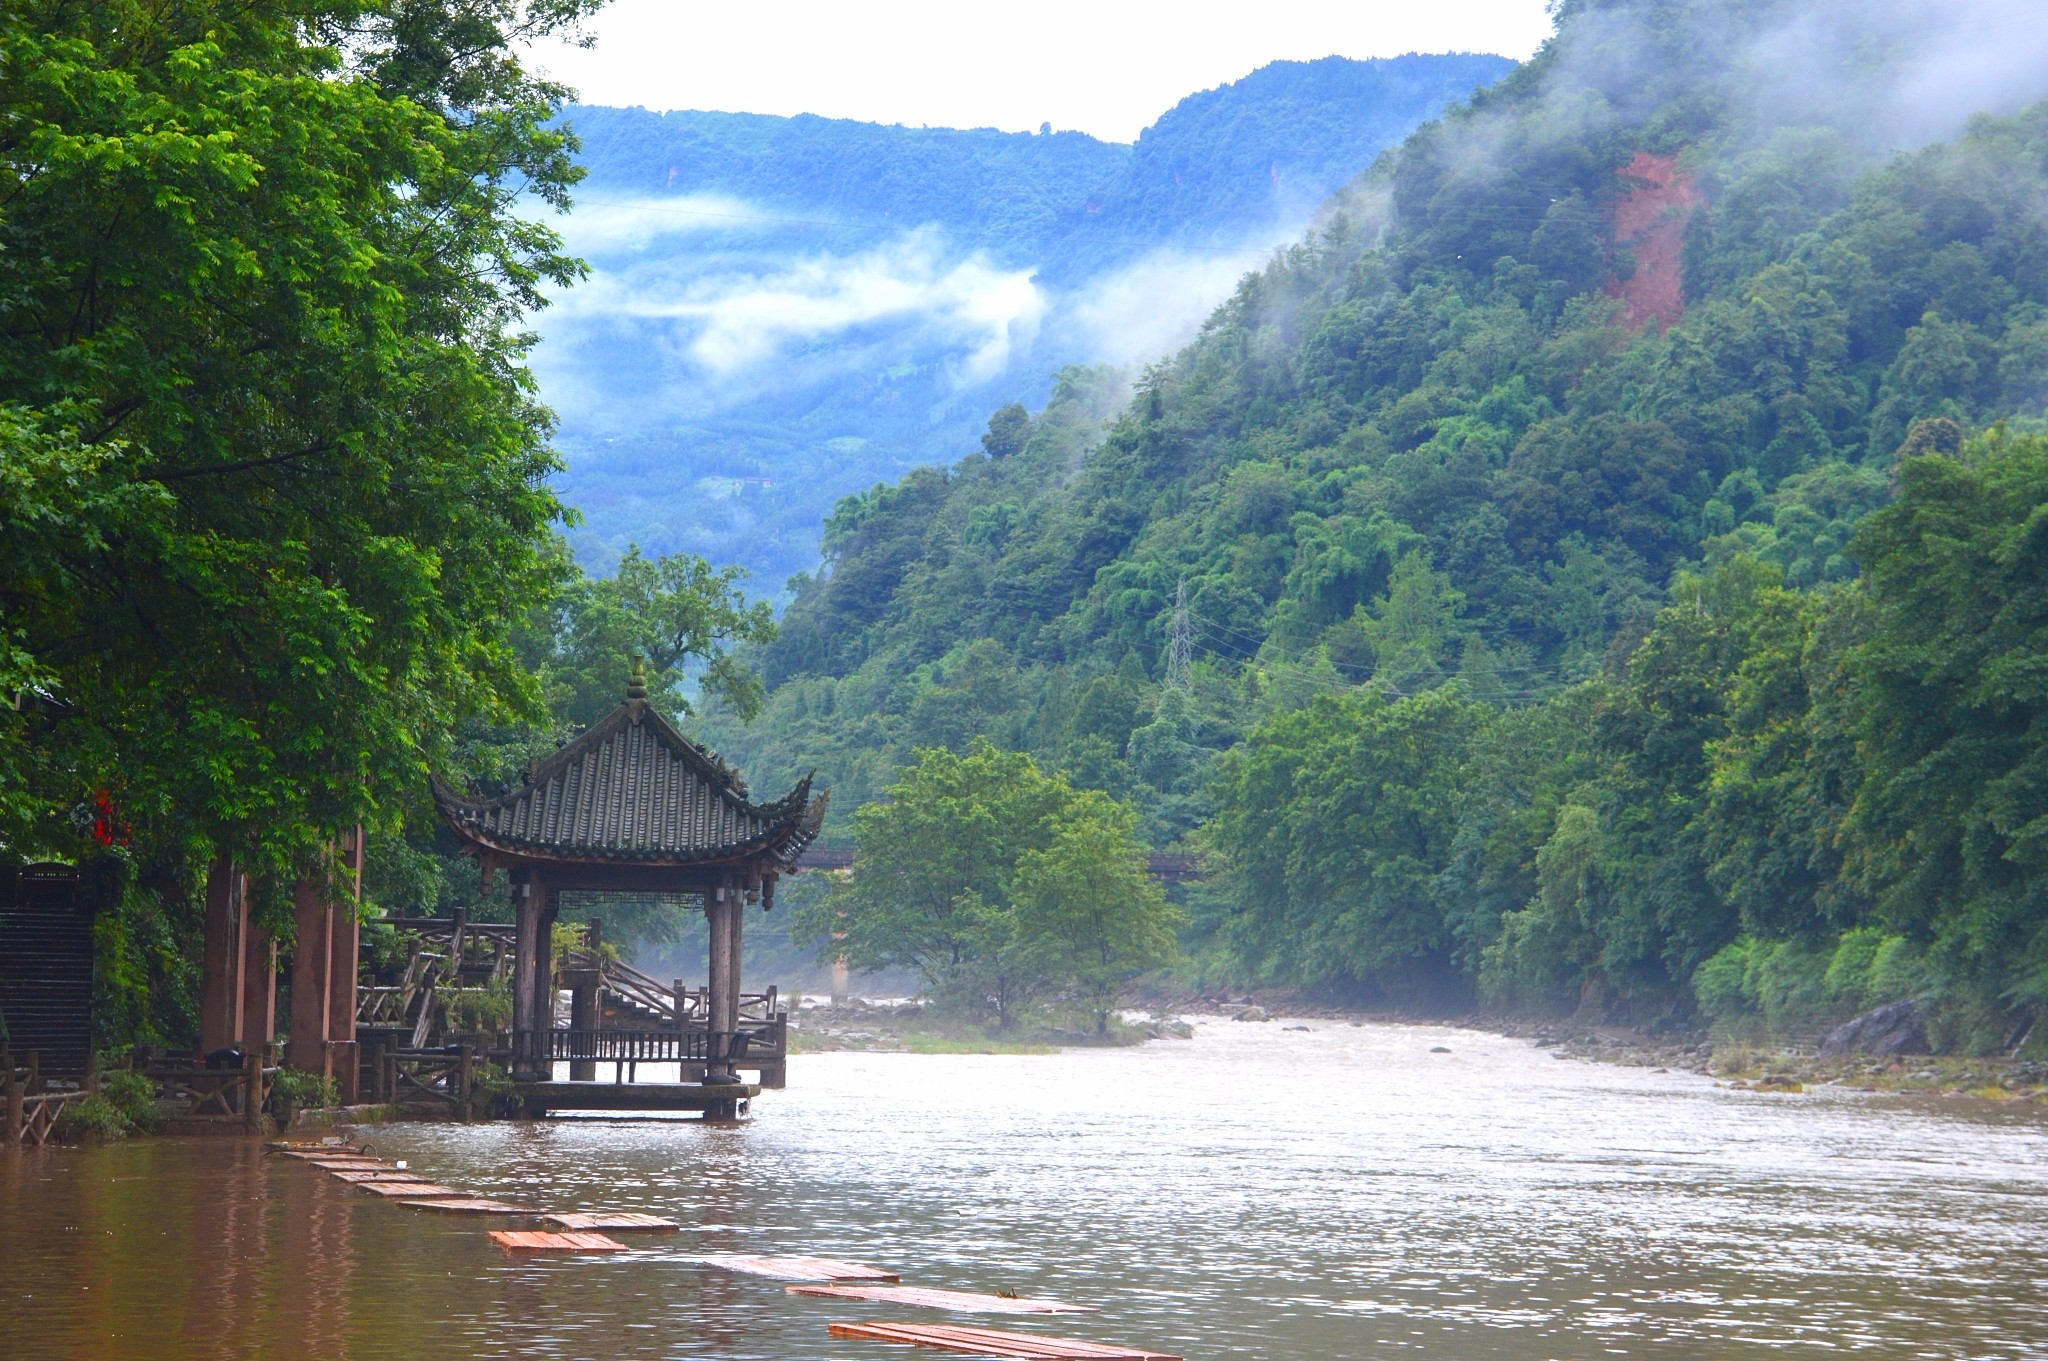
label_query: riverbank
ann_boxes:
[787,997,1193,1055]
[1142,987,2048,1110]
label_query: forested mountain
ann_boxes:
[536,54,1513,583]
[697,0,2048,1050]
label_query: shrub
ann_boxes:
[54,1093,134,1142]
[99,1069,160,1132]
[267,1067,339,1120]
[442,980,512,1034]
[466,1060,519,1118]
[1694,937,1764,1024]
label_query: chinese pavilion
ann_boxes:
[433,661,825,1113]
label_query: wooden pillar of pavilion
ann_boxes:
[535,886,560,1067]
[510,866,541,1080]
[705,879,739,1073]
[198,857,246,1056]
[568,918,601,1081]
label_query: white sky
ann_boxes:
[529,0,1556,143]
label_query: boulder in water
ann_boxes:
[1818,1000,1930,1058]
[1234,1005,1271,1023]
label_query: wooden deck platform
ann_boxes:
[827,1322,1180,1359]
[544,1212,680,1232]
[703,1254,899,1282]
[490,1230,629,1252]
[790,1284,1095,1314]
[517,1080,760,1115]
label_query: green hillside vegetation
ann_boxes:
[700,0,2048,1051]
[561,105,1124,255]
[544,55,1514,585]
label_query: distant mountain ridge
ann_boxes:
[539,53,1517,585]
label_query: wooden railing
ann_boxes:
[383,916,516,984]
[543,1029,711,1063]
[3,1050,97,1145]
[381,1047,472,1110]
[560,951,780,1029]
[138,1053,273,1128]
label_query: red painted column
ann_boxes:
[326,827,363,1103]
[198,857,246,1055]
[286,875,331,1076]
[242,914,276,1124]
[242,915,276,1055]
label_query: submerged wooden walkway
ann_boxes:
[789,1283,1096,1314]
[491,1230,628,1252]
[271,1139,1181,1359]
[829,1321,1181,1359]
[702,1254,900,1282]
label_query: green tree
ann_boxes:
[1840,428,2048,1041]
[546,546,777,726]
[0,0,600,881]
[1013,790,1184,1032]
[800,741,1169,1027]
[1210,687,1486,1001]
[981,403,1034,458]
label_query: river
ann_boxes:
[2,1018,2043,1360]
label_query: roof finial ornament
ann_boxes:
[626,654,648,702]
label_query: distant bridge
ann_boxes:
[794,847,1205,884]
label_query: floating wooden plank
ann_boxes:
[400,1198,535,1216]
[790,1284,1096,1314]
[490,1230,628,1252]
[826,1321,1180,1360]
[327,1169,433,1184]
[305,1158,392,1170]
[703,1254,899,1282]
[272,1142,355,1155]
[544,1212,680,1232]
[353,1180,468,1198]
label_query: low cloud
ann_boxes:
[1061,246,1265,366]
[537,215,1048,427]
[545,192,763,253]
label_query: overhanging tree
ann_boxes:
[0,0,603,881]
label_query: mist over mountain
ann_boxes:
[535,53,1514,585]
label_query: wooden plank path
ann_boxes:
[790,1284,1095,1314]
[328,1170,434,1184]
[403,1198,535,1216]
[354,1180,468,1198]
[703,1254,900,1282]
[827,1322,1180,1359]
[307,1158,394,1169]
[545,1212,680,1232]
[491,1230,629,1252]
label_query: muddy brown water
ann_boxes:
[2,1019,2043,1360]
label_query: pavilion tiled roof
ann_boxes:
[432,696,825,869]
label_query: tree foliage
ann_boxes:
[0,0,603,881]
[799,742,1180,1027]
